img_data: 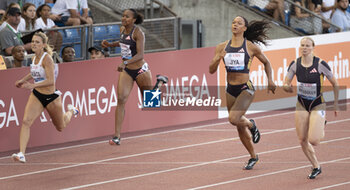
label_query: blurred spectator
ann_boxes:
[0,3,26,32]
[35,4,62,51]
[320,0,337,33]
[24,0,45,9]
[51,0,93,26]
[0,7,32,56]
[264,0,285,23]
[0,0,18,20]
[61,45,75,62]
[77,0,93,24]
[0,55,7,69]
[290,0,323,34]
[21,3,36,31]
[11,45,27,68]
[330,0,350,32]
[88,46,106,60]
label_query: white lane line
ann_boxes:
[61,136,350,190]
[0,126,296,180]
[1,117,350,181]
[2,101,348,160]
[314,181,350,190]
[0,110,296,160]
[2,161,350,166]
[188,156,350,190]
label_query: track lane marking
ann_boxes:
[61,136,350,190]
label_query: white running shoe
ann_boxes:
[12,152,26,163]
[68,104,79,115]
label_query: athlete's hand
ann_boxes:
[267,80,276,94]
[117,63,125,72]
[101,40,110,48]
[21,81,34,90]
[334,103,339,117]
[282,83,293,93]
[15,80,24,88]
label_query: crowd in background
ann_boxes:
[0,0,105,69]
[1,0,349,69]
[250,0,350,34]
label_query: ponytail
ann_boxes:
[34,32,53,56]
[239,16,270,45]
[128,9,144,24]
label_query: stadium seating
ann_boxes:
[93,26,107,40]
[59,28,82,58]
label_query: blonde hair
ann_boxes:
[300,36,315,47]
[34,32,53,56]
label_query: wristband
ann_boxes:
[123,61,128,65]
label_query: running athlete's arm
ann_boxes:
[125,27,144,65]
[320,60,339,115]
[15,73,32,88]
[283,61,296,93]
[249,42,276,93]
[209,42,226,74]
[101,26,123,48]
[329,76,339,115]
[101,40,119,48]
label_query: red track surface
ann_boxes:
[0,103,349,190]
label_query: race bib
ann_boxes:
[224,53,245,71]
[120,43,132,59]
[297,82,317,100]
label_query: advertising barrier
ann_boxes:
[1,31,349,152]
[0,48,218,152]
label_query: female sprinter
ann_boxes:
[283,37,339,179]
[209,16,276,170]
[12,32,78,163]
[101,9,168,145]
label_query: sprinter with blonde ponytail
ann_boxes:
[11,32,79,163]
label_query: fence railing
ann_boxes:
[95,0,174,19]
[6,16,179,65]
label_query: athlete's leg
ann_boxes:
[295,102,319,168]
[136,70,153,93]
[46,97,74,132]
[114,71,134,138]
[226,91,256,158]
[307,104,326,179]
[19,93,45,154]
[308,104,326,145]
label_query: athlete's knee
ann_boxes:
[298,137,308,146]
[117,96,128,105]
[309,137,321,146]
[22,118,34,128]
[228,116,240,126]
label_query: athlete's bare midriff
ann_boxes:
[227,72,249,85]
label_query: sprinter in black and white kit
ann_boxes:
[12,32,79,163]
[209,16,276,170]
[283,37,339,179]
[101,9,168,145]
